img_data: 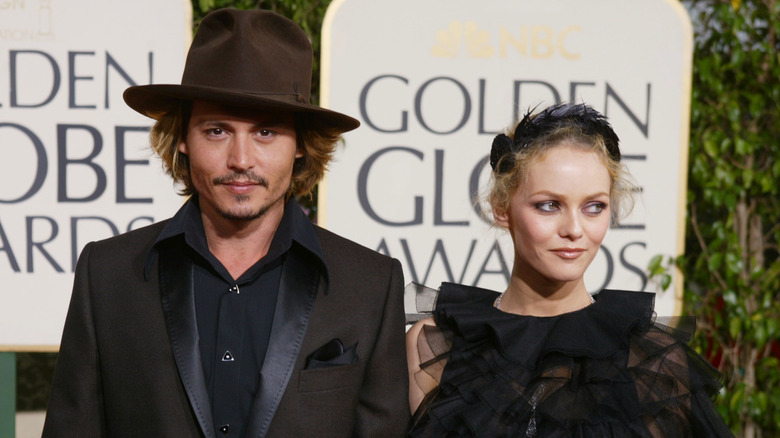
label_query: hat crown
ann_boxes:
[182,8,312,103]
[122,8,359,133]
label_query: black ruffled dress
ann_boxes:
[408,283,732,437]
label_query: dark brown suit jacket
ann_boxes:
[42,220,409,437]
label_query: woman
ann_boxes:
[406,103,731,437]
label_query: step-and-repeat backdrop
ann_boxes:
[0,0,191,349]
[320,0,693,316]
[1,0,693,349]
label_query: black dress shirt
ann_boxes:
[148,196,327,437]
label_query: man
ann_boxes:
[42,8,409,438]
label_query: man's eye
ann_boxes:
[206,128,224,135]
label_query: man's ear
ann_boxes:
[492,204,510,228]
[178,140,188,154]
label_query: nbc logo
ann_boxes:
[431,21,581,60]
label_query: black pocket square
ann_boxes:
[305,338,358,369]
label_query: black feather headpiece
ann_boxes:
[489,103,621,174]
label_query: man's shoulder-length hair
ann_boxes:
[147,102,344,198]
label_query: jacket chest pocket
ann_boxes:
[297,362,361,393]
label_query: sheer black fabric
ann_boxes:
[408,283,732,437]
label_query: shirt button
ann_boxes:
[220,424,229,434]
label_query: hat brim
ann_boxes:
[123,84,360,134]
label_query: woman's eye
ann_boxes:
[536,201,558,212]
[584,202,607,215]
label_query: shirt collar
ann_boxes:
[144,196,327,285]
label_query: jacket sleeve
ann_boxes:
[353,258,410,437]
[42,242,107,437]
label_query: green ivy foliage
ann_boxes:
[682,0,780,435]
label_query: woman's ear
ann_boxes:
[492,204,510,228]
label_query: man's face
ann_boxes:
[179,100,302,224]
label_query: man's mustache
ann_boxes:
[213,171,268,187]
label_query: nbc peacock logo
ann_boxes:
[431,21,581,60]
[431,21,494,58]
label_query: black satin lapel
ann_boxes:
[246,249,320,438]
[158,241,216,438]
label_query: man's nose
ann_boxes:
[227,135,252,171]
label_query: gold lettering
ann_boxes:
[436,24,582,60]
[0,0,25,10]
[499,27,528,58]
[558,26,581,60]
[531,26,554,59]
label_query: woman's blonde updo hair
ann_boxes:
[488,102,635,223]
[147,103,343,198]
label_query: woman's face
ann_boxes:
[493,143,612,287]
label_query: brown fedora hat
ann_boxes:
[123,8,359,133]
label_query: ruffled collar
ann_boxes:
[434,283,656,369]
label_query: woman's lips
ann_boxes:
[551,248,585,259]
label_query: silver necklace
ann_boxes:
[494,292,595,310]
